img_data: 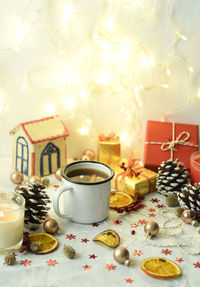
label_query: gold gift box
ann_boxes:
[97,134,121,165]
[111,163,157,197]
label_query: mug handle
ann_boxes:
[53,186,73,219]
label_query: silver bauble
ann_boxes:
[113,246,130,265]
[144,221,159,238]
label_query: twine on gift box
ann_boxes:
[144,122,198,161]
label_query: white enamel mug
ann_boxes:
[53,161,115,224]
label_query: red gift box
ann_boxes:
[143,120,199,171]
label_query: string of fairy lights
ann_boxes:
[0,0,199,153]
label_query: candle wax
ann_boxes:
[0,202,24,249]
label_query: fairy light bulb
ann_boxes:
[95,72,111,85]
[139,160,143,166]
[79,91,90,101]
[125,110,131,121]
[134,86,139,93]
[63,5,75,21]
[188,67,194,73]
[136,0,145,9]
[121,106,125,113]
[86,118,92,125]
[80,127,89,135]
[104,17,114,30]
[160,84,169,89]
[197,89,200,98]
[166,69,171,76]
[22,84,28,91]
[45,103,56,114]
[13,21,29,51]
[63,96,76,110]
[142,55,155,68]
[179,33,187,41]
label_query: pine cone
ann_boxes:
[63,245,76,259]
[16,183,51,227]
[177,183,200,212]
[156,159,189,196]
[4,253,16,265]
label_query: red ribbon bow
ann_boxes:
[115,153,152,192]
[115,154,142,190]
[99,132,119,142]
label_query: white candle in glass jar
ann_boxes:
[0,192,25,251]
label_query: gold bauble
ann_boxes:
[55,168,62,181]
[144,221,159,238]
[43,219,59,234]
[42,177,50,187]
[82,149,96,161]
[113,246,130,265]
[10,171,24,184]
[80,154,91,161]
[181,210,196,224]
[29,175,42,185]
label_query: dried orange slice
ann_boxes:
[141,257,182,279]
[93,229,120,248]
[28,233,59,254]
[110,192,133,209]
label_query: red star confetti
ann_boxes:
[150,198,160,203]
[105,264,117,270]
[132,250,143,256]
[148,208,155,212]
[83,264,91,270]
[156,204,165,208]
[194,262,200,268]
[112,219,122,225]
[176,258,184,263]
[131,223,139,228]
[92,223,99,227]
[149,213,156,217]
[53,185,59,189]
[138,219,146,225]
[46,259,58,266]
[89,254,97,259]
[161,249,172,255]
[81,238,89,243]
[65,234,76,240]
[20,259,31,266]
[125,278,134,284]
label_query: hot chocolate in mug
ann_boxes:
[53,161,115,224]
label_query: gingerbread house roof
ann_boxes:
[10,115,69,144]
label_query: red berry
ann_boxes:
[131,230,135,235]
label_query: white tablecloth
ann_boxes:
[0,156,199,287]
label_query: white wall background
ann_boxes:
[0,0,200,160]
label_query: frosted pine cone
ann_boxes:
[177,183,200,212]
[16,183,51,227]
[156,159,189,196]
